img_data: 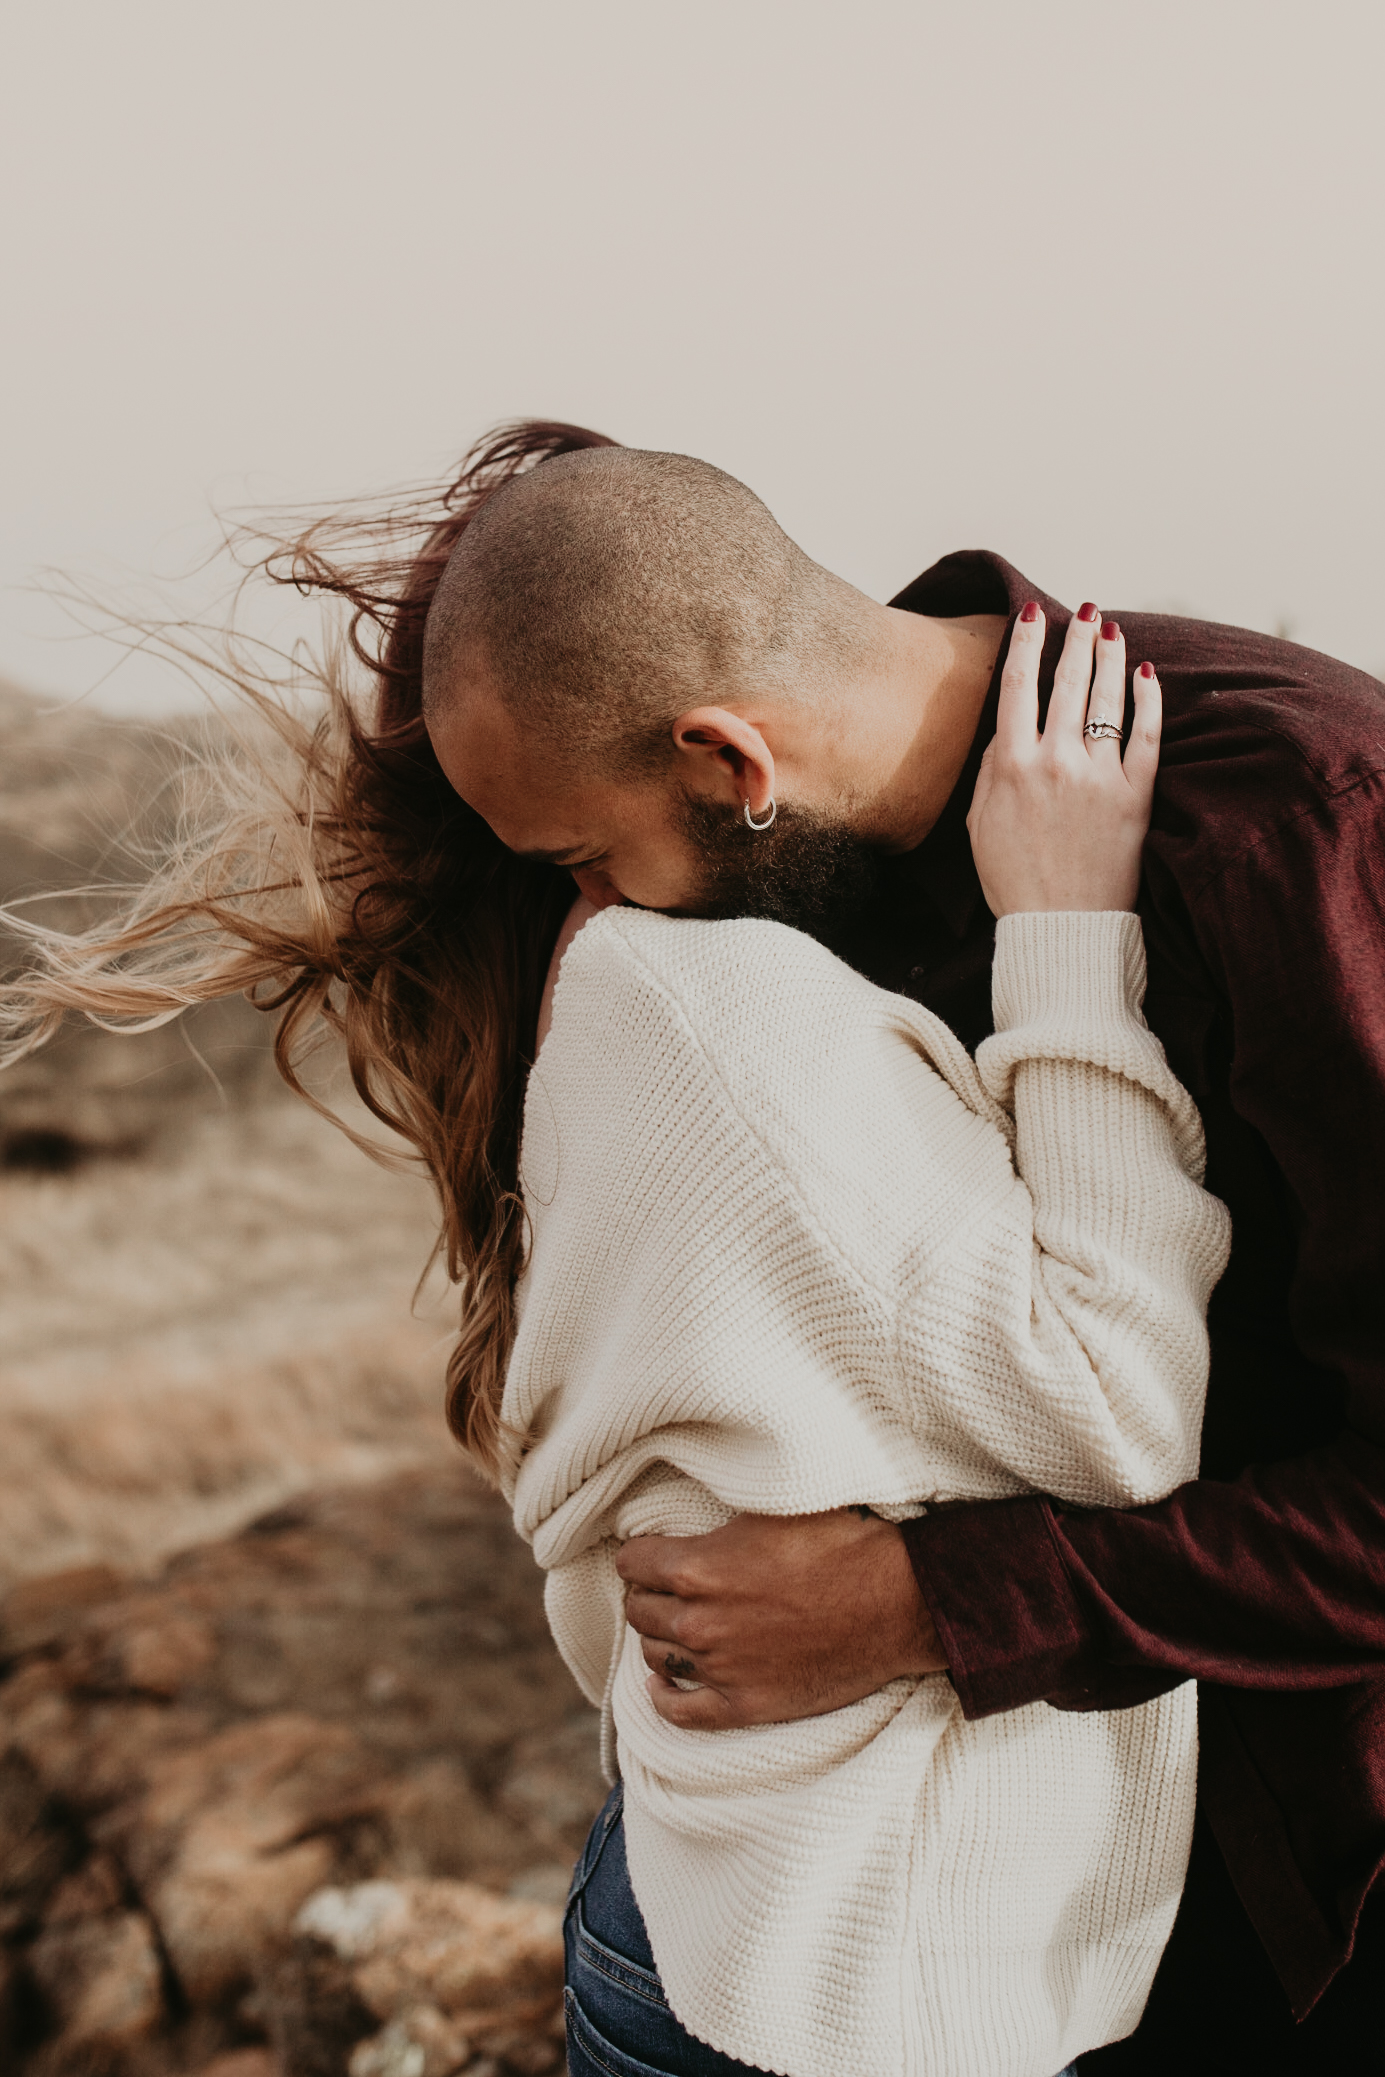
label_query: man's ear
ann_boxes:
[671,707,776,821]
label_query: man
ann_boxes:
[422,440,1385,2069]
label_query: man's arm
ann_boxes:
[908,770,1385,1719]
[628,771,1385,1729]
[621,1438,1384,1732]
[903,1438,1385,1721]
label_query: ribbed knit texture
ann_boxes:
[503,908,1230,2077]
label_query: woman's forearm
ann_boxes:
[901,912,1230,1510]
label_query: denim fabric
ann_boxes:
[564,1783,764,2074]
[564,1785,1078,2077]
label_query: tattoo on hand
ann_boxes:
[663,1653,697,1680]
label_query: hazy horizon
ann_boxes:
[2,1,1382,713]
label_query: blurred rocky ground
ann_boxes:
[0,688,604,2072]
[0,1467,602,2074]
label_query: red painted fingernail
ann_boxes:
[1019,600,1041,624]
[1137,661,1156,679]
[1077,601,1100,623]
[1101,619,1121,642]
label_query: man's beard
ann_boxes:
[672,790,883,934]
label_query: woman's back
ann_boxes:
[505,905,1227,2077]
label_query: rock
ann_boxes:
[107,1713,385,2004]
[0,1747,77,1940]
[260,1935,379,2077]
[484,2036,564,2077]
[503,1866,571,1911]
[115,1613,220,1698]
[498,1715,604,1866]
[294,1879,563,2028]
[0,1467,601,2073]
[347,2004,470,2077]
[1,1566,128,1654]
[0,1945,20,2059]
[195,2054,283,2077]
[2,1660,216,1815]
[41,1851,126,1925]
[26,1907,163,2052]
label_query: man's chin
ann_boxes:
[673,792,883,935]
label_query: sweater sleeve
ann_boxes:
[896,911,1230,1511]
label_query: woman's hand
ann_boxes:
[966,603,1161,917]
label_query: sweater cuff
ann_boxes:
[976,912,1209,1175]
[900,1497,1095,1718]
[990,910,1147,1035]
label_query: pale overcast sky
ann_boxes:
[2,0,1382,711]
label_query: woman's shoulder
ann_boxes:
[572,906,873,1014]
[551,908,882,1083]
[531,905,1015,1311]
[550,906,1004,1188]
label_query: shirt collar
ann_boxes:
[887,550,1073,939]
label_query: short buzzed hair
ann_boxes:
[421,447,867,774]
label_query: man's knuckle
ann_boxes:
[663,1607,696,1647]
[616,1546,658,1586]
[667,1692,720,1730]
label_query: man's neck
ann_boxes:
[839,607,1005,853]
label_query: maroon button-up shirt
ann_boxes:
[859,552,1385,2019]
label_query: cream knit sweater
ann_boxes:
[503,907,1230,2077]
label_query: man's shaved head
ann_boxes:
[421,446,869,773]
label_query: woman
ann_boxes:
[508,604,1225,2077]
[0,422,1227,2077]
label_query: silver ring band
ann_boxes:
[1083,718,1123,742]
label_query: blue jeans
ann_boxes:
[564,1785,1079,2076]
[565,1782,763,2074]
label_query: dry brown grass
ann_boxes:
[0,1088,457,1590]
[0,679,469,1591]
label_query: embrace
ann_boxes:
[5,423,1383,2075]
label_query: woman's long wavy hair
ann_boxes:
[0,418,620,1480]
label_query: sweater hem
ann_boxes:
[659,1934,1169,2077]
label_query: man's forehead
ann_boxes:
[426,691,616,855]
[429,683,543,791]
[426,674,527,770]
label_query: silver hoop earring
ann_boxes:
[744,797,776,832]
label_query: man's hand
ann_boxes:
[616,1509,948,1730]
